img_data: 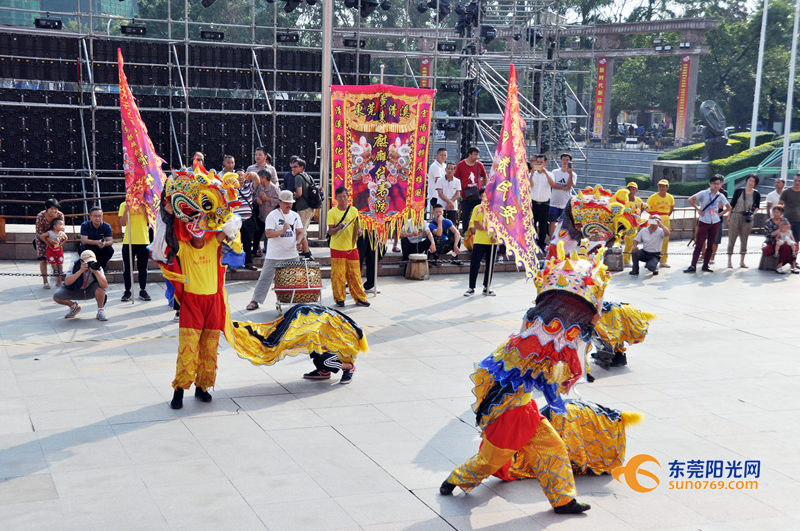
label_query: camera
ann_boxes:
[86,260,101,271]
[744,210,753,224]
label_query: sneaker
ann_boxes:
[303,369,331,380]
[623,263,632,268]
[683,265,697,273]
[355,299,371,307]
[629,270,639,276]
[701,266,714,273]
[660,263,671,268]
[340,365,355,384]
[121,291,132,302]
[777,267,786,275]
[554,499,591,514]
[610,352,627,367]
[482,288,496,297]
[652,270,659,276]
[43,282,51,290]
[195,387,212,402]
[170,388,184,410]
[709,259,716,265]
[439,480,456,495]
[96,308,108,321]
[139,289,151,301]
[792,268,800,274]
[65,303,82,319]
[244,263,258,271]
[335,301,345,307]
[174,311,180,321]
[464,288,475,297]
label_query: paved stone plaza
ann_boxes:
[1,245,799,530]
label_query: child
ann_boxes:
[774,220,798,274]
[46,219,68,287]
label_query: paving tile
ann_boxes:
[335,490,439,526]
[251,497,359,531]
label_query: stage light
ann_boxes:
[121,25,147,35]
[200,30,225,40]
[306,0,318,5]
[663,44,672,51]
[434,0,451,17]
[284,0,302,13]
[437,41,457,52]
[385,42,395,50]
[454,2,465,15]
[654,45,663,51]
[360,0,379,17]
[35,18,62,30]
[343,38,366,48]
[480,25,496,44]
[526,28,543,47]
[344,0,357,7]
[416,1,428,13]
[441,82,461,92]
[513,33,522,41]
[277,32,300,43]
[381,0,391,9]
[200,0,217,7]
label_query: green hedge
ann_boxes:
[728,139,744,155]
[668,181,709,196]
[656,143,704,161]
[624,174,653,191]
[728,131,776,147]
[710,133,800,175]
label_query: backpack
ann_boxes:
[301,173,323,210]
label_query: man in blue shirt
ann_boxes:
[428,204,461,262]
[80,206,115,269]
[685,175,731,273]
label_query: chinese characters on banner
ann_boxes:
[420,58,430,88]
[593,58,609,139]
[479,64,539,278]
[675,55,692,140]
[118,49,166,228]
[330,84,435,244]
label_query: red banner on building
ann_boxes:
[593,57,609,138]
[330,84,435,243]
[420,58,430,88]
[675,55,692,140]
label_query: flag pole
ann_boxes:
[126,203,134,305]
[485,242,497,293]
[373,64,386,298]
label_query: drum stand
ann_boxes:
[274,259,324,316]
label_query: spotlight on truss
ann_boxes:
[200,0,217,7]
[381,0,391,10]
[480,25,496,45]
[283,0,302,13]
[416,1,428,13]
[360,0,379,17]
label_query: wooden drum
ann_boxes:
[405,253,430,281]
[274,260,322,303]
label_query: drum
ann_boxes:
[603,246,624,272]
[274,260,322,303]
[405,253,429,280]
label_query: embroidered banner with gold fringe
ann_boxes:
[331,84,435,243]
[480,64,539,278]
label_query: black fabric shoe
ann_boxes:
[170,388,184,410]
[335,301,345,307]
[355,299,371,307]
[629,270,638,276]
[195,387,212,402]
[610,351,627,367]
[121,291,132,302]
[586,373,595,383]
[683,265,697,273]
[139,289,151,301]
[702,266,714,272]
[554,499,591,514]
[439,480,456,495]
[652,270,659,276]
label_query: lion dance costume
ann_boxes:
[440,244,610,514]
[151,164,368,408]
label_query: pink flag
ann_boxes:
[118,49,166,228]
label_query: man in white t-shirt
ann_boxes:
[246,190,305,311]
[548,153,574,236]
[630,216,670,276]
[529,153,552,249]
[435,162,461,225]
[766,178,785,217]
[427,148,448,210]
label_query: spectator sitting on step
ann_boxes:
[774,220,799,275]
[630,215,670,277]
[429,204,461,263]
[79,206,114,270]
[764,206,797,274]
[400,217,436,267]
[53,250,109,321]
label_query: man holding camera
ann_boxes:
[53,250,109,321]
[630,216,670,276]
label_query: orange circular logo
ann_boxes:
[612,454,661,493]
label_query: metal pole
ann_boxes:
[374,64,386,297]
[751,0,770,149]
[781,0,800,179]
[484,243,497,293]
[321,0,334,240]
[126,204,134,305]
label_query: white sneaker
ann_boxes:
[96,308,108,321]
[660,263,671,268]
[65,303,82,319]
[464,288,475,297]
[483,288,496,297]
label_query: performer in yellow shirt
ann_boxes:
[327,186,370,308]
[616,182,648,265]
[646,179,675,266]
